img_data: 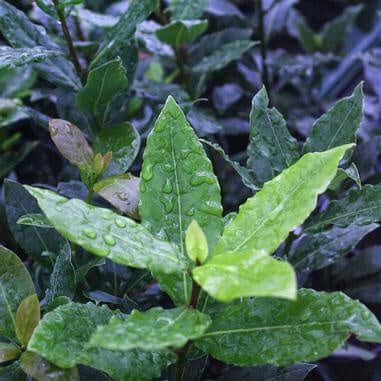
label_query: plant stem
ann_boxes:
[86,189,94,204]
[256,0,272,104]
[52,0,83,81]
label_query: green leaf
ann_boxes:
[185,220,208,264]
[193,40,257,73]
[304,83,363,153]
[74,8,118,28]
[0,46,63,70]
[137,21,174,57]
[89,307,211,351]
[0,343,21,363]
[20,352,79,381]
[0,245,35,340]
[0,142,37,177]
[168,0,208,20]
[212,144,353,257]
[193,251,296,302]
[305,184,381,233]
[27,302,175,380]
[17,213,54,229]
[45,241,76,305]
[0,361,26,381]
[139,96,223,304]
[15,294,40,346]
[77,58,128,118]
[295,17,319,53]
[94,174,140,220]
[4,180,66,262]
[25,186,186,274]
[93,122,141,178]
[156,20,208,46]
[247,86,300,184]
[328,163,361,192]
[290,224,379,271]
[196,288,381,366]
[0,0,81,90]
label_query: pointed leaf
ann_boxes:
[304,84,363,153]
[156,20,208,47]
[290,224,379,271]
[0,343,21,363]
[193,251,296,302]
[89,307,211,351]
[305,184,381,233]
[212,144,353,256]
[0,245,35,340]
[25,186,185,274]
[76,58,128,117]
[185,220,209,264]
[196,288,381,366]
[247,87,300,184]
[16,294,40,346]
[328,163,361,192]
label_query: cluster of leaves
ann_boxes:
[1,0,381,381]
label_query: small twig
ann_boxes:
[74,15,85,42]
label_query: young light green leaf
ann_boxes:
[193,40,257,73]
[25,186,185,274]
[290,224,379,271]
[20,352,79,381]
[0,343,21,363]
[305,184,381,233]
[196,288,381,366]
[15,294,40,346]
[169,0,208,20]
[247,86,300,184]
[193,251,296,302]
[76,57,128,117]
[304,83,363,153]
[212,144,353,257]
[156,20,208,47]
[17,213,53,229]
[89,307,211,351]
[93,122,141,178]
[27,302,175,380]
[0,46,63,70]
[94,174,140,220]
[185,221,208,264]
[0,245,35,340]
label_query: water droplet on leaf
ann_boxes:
[103,234,116,246]
[83,228,97,239]
[115,218,126,228]
[162,179,173,194]
[142,163,154,181]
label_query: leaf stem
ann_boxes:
[52,0,83,82]
[86,189,94,205]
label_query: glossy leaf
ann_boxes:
[185,220,208,264]
[196,288,381,366]
[17,213,53,229]
[20,352,79,381]
[247,87,300,184]
[212,144,353,256]
[193,40,257,73]
[0,245,35,340]
[193,251,296,302]
[304,83,363,153]
[305,184,381,232]
[137,21,174,57]
[15,294,40,346]
[0,343,21,363]
[156,20,208,47]
[89,307,211,351]
[290,224,379,271]
[77,57,128,117]
[0,46,62,70]
[25,186,186,274]
[4,180,65,262]
[93,122,141,178]
[169,0,208,20]
[94,174,140,219]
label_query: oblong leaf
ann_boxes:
[196,288,381,366]
[25,186,185,274]
[16,294,40,346]
[212,144,353,256]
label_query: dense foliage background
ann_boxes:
[1,0,381,380]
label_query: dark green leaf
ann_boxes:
[0,142,37,177]
[0,361,26,381]
[328,163,361,192]
[25,186,186,274]
[169,0,208,20]
[15,294,40,346]
[247,86,300,184]
[304,83,363,153]
[0,343,21,363]
[196,288,381,366]
[0,244,35,340]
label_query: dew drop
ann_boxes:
[162,179,173,194]
[140,182,147,193]
[180,149,192,160]
[200,201,222,217]
[160,195,174,213]
[186,208,195,216]
[56,206,63,212]
[103,234,116,246]
[190,171,215,186]
[83,228,97,239]
[102,212,112,220]
[115,218,126,228]
[163,163,174,173]
[142,163,154,181]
